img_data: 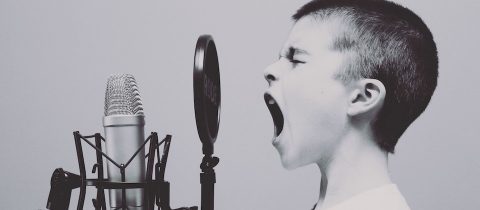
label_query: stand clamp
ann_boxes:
[200,155,219,210]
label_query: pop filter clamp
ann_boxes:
[193,34,221,210]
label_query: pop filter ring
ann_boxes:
[193,34,221,155]
[193,35,221,210]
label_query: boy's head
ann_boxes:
[264,0,438,169]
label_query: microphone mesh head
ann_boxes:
[104,74,144,116]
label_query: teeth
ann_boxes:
[268,99,275,105]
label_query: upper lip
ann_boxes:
[264,92,284,137]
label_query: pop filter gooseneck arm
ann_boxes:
[193,34,221,210]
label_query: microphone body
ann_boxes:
[104,115,146,209]
[103,74,146,210]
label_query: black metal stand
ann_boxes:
[47,131,198,210]
[200,154,219,210]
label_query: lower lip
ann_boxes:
[272,135,281,146]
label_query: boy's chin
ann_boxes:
[280,154,307,170]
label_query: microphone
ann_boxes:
[103,74,146,210]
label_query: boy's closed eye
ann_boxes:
[280,47,308,65]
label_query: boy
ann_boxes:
[263,0,438,209]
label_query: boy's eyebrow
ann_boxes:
[290,46,309,55]
[278,46,310,58]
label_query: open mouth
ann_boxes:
[264,93,284,137]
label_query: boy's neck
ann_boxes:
[315,131,391,210]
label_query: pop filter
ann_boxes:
[193,35,221,155]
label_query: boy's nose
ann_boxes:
[264,62,280,86]
[265,73,276,84]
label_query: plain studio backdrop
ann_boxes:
[0,0,479,209]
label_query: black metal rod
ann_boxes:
[159,135,172,181]
[201,178,214,210]
[156,143,161,164]
[156,135,173,210]
[82,134,97,138]
[124,135,153,168]
[120,166,127,210]
[200,171,215,210]
[94,133,107,210]
[145,132,158,210]
[79,135,122,169]
[85,179,149,188]
[74,131,87,210]
[145,137,167,158]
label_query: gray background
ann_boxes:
[0,0,479,209]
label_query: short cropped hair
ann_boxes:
[293,0,438,153]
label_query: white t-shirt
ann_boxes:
[313,184,411,210]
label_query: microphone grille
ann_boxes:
[104,74,144,116]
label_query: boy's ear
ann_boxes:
[347,79,386,117]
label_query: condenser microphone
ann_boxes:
[103,74,146,210]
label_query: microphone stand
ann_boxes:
[200,146,219,210]
[47,131,198,210]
